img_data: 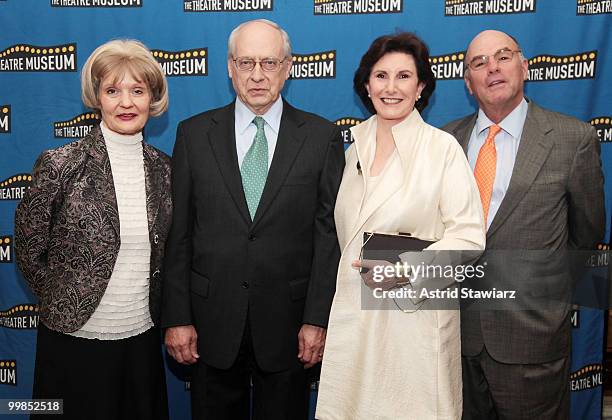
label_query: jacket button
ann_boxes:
[152,270,160,279]
[248,234,256,241]
[153,234,159,244]
[242,281,249,289]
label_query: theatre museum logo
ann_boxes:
[334,117,364,144]
[0,43,76,72]
[54,113,100,139]
[430,51,466,80]
[0,361,17,386]
[314,0,402,15]
[0,174,31,201]
[152,48,207,77]
[51,0,141,7]
[290,51,336,79]
[444,0,536,16]
[430,50,598,82]
[0,235,12,263]
[590,117,611,143]
[0,105,10,134]
[184,0,272,12]
[527,51,597,82]
[570,364,603,392]
[0,305,39,330]
[577,0,612,14]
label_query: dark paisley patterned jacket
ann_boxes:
[14,125,172,333]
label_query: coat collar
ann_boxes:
[142,142,167,233]
[251,100,306,230]
[207,100,307,230]
[486,101,553,238]
[345,109,427,246]
[82,124,120,239]
[447,100,554,239]
[208,102,252,226]
[81,123,166,238]
[351,108,426,176]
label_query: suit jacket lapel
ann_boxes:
[486,102,553,238]
[208,103,252,226]
[84,125,120,239]
[452,113,477,153]
[344,112,419,246]
[251,101,306,230]
[143,144,162,233]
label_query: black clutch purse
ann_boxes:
[361,232,434,263]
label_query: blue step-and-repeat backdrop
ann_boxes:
[0,1,611,419]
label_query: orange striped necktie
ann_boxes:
[474,124,502,225]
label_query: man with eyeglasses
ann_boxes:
[444,30,604,419]
[161,19,344,420]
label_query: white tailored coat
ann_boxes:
[316,110,486,420]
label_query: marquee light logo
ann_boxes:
[430,51,466,80]
[527,51,596,82]
[0,174,31,201]
[0,105,9,133]
[314,0,402,15]
[184,0,272,12]
[0,305,39,330]
[335,117,364,143]
[590,117,611,143]
[289,51,336,79]
[51,0,141,7]
[152,48,207,77]
[0,361,16,386]
[0,43,76,72]
[577,0,611,14]
[444,0,536,16]
[54,113,100,138]
[0,236,12,263]
[570,364,603,392]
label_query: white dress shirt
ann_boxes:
[234,96,283,169]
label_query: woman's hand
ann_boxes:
[352,259,409,290]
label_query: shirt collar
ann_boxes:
[475,97,528,139]
[235,96,283,135]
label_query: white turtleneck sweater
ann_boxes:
[70,122,153,340]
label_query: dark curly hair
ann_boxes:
[354,32,436,114]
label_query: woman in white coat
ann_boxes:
[316,33,486,420]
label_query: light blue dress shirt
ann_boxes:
[467,98,528,230]
[235,96,283,169]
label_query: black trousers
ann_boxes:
[191,318,310,420]
[32,324,169,420]
[462,347,570,420]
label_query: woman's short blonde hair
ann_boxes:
[81,39,168,117]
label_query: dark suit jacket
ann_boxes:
[14,125,172,333]
[443,100,605,364]
[161,100,344,371]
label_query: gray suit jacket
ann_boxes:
[443,100,605,363]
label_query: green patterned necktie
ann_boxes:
[240,116,269,220]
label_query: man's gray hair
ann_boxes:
[227,19,292,59]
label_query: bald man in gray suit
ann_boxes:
[443,30,605,420]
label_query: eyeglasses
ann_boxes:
[232,57,287,72]
[466,48,522,71]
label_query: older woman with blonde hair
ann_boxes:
[15,39,171,420]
